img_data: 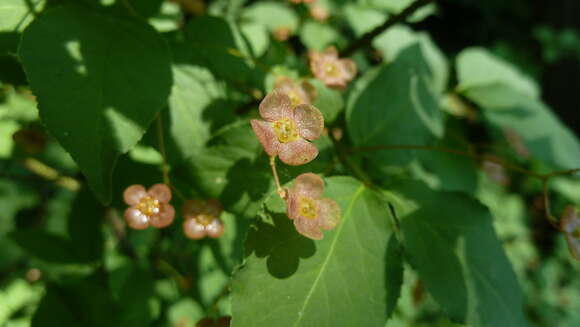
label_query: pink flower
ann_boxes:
[286,173,341,240]
[274,76,317,106]
[123,184,175,230]
[309,46,357,90]
[250,91,324,166]
[309,4,329,22]
[561,206,580,260]
[182,199,225,240]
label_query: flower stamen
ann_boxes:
[272,118,300,143]
[298,196,318,219]
[136,196,160,216]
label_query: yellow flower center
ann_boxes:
[298,196,318,219]
[196,213,214,226]
[288,89,303,107]
[136,196,160,217]
[272,118,299,143]
[323,62,340,77]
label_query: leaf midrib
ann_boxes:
[292,185,366,327]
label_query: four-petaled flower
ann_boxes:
[309,46,356,90]
[286,173,341,240]
[274,76,317,106]
[123,184,175,230]
[561,206,580,260]
[182,199,225,240]
[251,91,324,166]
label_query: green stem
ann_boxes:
[340,0,437,57]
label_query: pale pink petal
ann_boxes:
[150,204,175,228]
[124,207,149,230]
[278,138,318,166]
[564,234,580,261]
[274,76,294,93]
[294,218,323,240]
[286,191,301,220]
[250,119,280,156]
[259,91,293,122]
[148,183,172,203]
[182,199,206,218]
[339,59,357,81]
[317,198,341,230]
[123,184,147,206]
[206,199,222,218]
[206,219,225,238]
[323,46,338,59]
[183,219,207,240]
[301,80,317,104]
[293,173,324,198]
[294,104,324,140]
[561,206,579,233]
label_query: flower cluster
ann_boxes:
[182,199,225,240]
[561,206,580,260]
[309,46,357,90]
[122,184,226,240]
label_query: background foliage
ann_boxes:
[1,0,580,326]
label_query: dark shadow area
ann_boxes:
[244,212,316,279]
[221,156,271,217]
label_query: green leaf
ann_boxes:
[32,275,118,327]
[464,84,580,170]
[310,79,344,124]
[0,0,44,33]
[456,47,539,98]
[386,180,529,327]
[9,229,80,263]
[183,16,257,86]
[231,176,402,327]
[300,20,340,51]
[18,5,173,203]
[67,188,105,262]
[374,25,449,92]
[242,2,298,34]
[346,44,443,166]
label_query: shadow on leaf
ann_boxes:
[245,212,315,279]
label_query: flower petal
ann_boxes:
[150,204,175,228]
[250,119,280,157]
[182,199,206,218]
[148,183,172,203]
[294,218,323,240]
[293,173,324,198]
[206,199,223,218]
[561,206,580,233]
[318,198,341,230]
[124,207,149,230]
[301,80,317,104]
[286,191,301,220]
[259,91,293,122]
[564,233,580,261]
[123,184,147,206]
[278,138,318,166]
[294,104,324,140]
[183,219,206,240]
[339,58,357,81]
[206,219,225,238]
[323,46,338,58]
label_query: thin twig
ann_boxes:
[348,144,542,178]
[156,114,171,186]
[269,156,286,199]
[348,143,580,231]
[340,0,437,57]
